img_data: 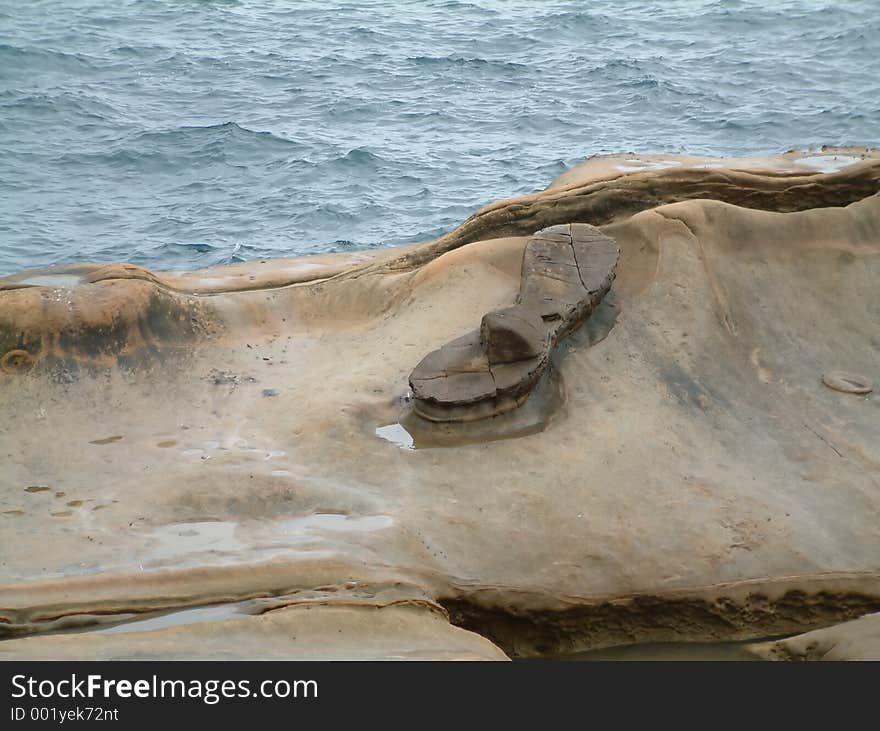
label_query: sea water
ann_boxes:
[1,0,877,275]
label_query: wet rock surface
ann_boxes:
[409,224,619,422]
[0,149,878,659]
[0,601,508,661]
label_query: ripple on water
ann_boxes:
[1,1,877,275]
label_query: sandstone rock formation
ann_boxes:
[409,223,619,421]
[0,148,878,659]
[0,601,507,661]
[748,612,880,661]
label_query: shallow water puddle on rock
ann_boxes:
[796,154,862,173]
[140,514,393,566]
[559,639,762,661]
[616,159,681,172]
[146,521,245,562]
[91,602,251,636]
[375,422,414,449]
[19,274,82,288]
[277,513,394,535]
[283,261,325,273]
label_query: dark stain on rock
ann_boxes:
[0,278,225,377]
[24,485,51,493]
[207,369,256,386]
[660,361,728,412]
[837,250,856,267]
[580,291,620,347]
[90,435,123,445]
[0,349,34,375]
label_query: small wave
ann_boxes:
[168,242,217,255]
[222,242,260,265]
[541,10,615,32]
[0,43,98,71]
[408,55,528,72]
[427,0,496,11]
[0,89,123,127]
[587,58,645,75]
[1,0,877,275]
[135,122,300,148]
[49,122,310,171]
[326,147,385,170]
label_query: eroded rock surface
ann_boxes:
[0,601,508,661]
[409,224,619,421]
[0,148,878,659]
[748,612,880,661]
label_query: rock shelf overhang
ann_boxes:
[0,148,878,660]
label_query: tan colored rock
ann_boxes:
[749,612,880,661]
[480,307,546,365]
[0,150,878,659]
[0,602,508,661]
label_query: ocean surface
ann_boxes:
[1,0,878,276]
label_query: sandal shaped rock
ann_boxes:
[409,223,619,422]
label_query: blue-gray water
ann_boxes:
[1,0,878,276]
